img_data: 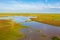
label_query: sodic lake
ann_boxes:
[0,16,60,40]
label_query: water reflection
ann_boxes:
[1,16,60,40]
[22,21,60,40]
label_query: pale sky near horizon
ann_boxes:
[0,0,60,13]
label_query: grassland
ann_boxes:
[0,13,60,26]
[0,13,60,40]
[0,19,28,40]
[30,14,60,26]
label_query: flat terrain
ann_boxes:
[0,13,60,26]
[30,14,60,26]
[0,19,28,40]
[0,13,60,40]
[0,13,59,16]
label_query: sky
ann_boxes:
[0,0,60,13]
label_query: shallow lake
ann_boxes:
[12,16,60,40]
[1,16,60,40]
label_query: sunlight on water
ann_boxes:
[0,16,60,40]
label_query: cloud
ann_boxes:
[0,1,46,12]
[0,0,60,13]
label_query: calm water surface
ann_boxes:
[13,16,60,40]
[21,21,60,40]
[1,16,60,40]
